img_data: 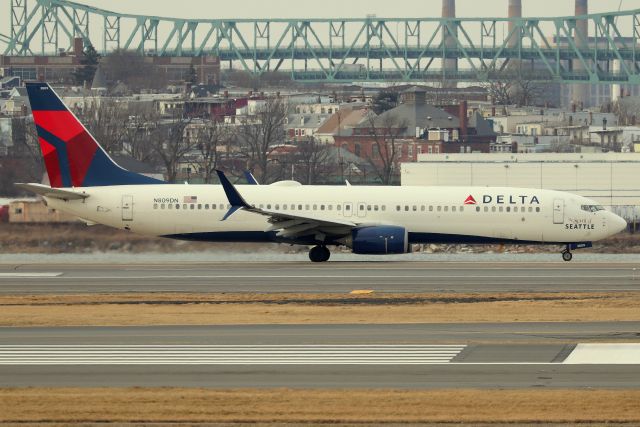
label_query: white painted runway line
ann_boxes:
[563,344,640,364]
[0,345,466,365]
[0,273,62,278]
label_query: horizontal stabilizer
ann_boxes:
[15,183,89,200]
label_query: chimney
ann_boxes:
[459,100,468,141]
[73,37,84,56]
[442,0,457,88]
[508,0,522,48]
[573,0,589,107]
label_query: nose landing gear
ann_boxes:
[309,245,331,263]
[561,242,593,262]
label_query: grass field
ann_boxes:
[1,388,640,424]
[1,292,639,327]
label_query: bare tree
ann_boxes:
[484,68,547,106]
[102,49,167,92]
[0,118,43,194]
[296,136,330,185]
[365,113,408,185]
[74,97,129,153]
[195,120,230,184]
[148,113,195,183]
[238,97,287,183]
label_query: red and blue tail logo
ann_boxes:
[26,83,164,188]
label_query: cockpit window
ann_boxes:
[581,205,605,213]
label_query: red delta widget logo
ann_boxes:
[464,194,541,205]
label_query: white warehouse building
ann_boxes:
[401,153,640,225]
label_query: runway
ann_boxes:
[0,324,639,388]
[2,323,639,345]
[1,260,639,389]
[2,261,640,293]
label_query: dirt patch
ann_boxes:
[1,292,639,327]
[1,388,639,424]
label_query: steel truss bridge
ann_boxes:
[2,0,640,84]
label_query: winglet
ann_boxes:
[244,170,260,185]
[216,170,250,221]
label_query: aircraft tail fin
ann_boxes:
[25,82,164,188]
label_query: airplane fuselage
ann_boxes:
[44,183,625,246]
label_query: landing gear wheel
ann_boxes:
[309,245,331,263]
[562,251,573,262]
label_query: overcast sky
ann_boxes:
[24,0,640,19]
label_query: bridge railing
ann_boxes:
[2,0,639,83]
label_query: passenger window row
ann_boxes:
[476,206,541,213]
[154,203,230,210]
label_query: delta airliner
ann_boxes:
[17,83,627,262]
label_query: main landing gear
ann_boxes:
[562,249,573,262]
[309,245,331,263]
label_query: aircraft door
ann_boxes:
[357,202,367,218]
[553,199,564,224]
[122,195,134,221]
[343,202,353,217]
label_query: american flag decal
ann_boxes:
[184,196,198,203]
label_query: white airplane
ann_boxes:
[17,83,627,262]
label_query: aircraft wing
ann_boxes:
[216,171,356,239]
[15,183,89,201]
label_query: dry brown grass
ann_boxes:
[1,388,639,424]
[1,292,639,327]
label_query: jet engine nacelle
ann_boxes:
[351,226,409,255]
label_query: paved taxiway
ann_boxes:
[2,261,640,293]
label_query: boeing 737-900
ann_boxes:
[16,83,627,262]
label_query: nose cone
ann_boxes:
[611,213,627,234]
